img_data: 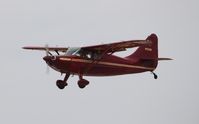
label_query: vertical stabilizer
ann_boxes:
[128,34,158,59]
[126,34,158,68]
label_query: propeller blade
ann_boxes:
[46,65,50,74]
[44,44,50,74]
[45,44,49,56]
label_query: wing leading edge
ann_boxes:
[22,46,68,52]
[22,39,151,53]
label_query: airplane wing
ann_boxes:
[22,39,150,54]
[22,46,68,52]
[81,40,151,53]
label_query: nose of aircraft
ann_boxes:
[43,56,51,61]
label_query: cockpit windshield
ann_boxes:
[65,47,81,56]
[65,47,101,60]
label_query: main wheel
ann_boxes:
[56,80,67,89]
[78,79,89,89]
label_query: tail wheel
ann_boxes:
[154,74,158,79]
[151,72,158,79]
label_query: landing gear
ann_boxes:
[55,73,89,89]
[78,79,89,89]
[56,73,70,89]
[77,75,89,89]
[56,80,67,89]
[151,72,158,79]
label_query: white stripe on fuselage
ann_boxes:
[59,58,155,70]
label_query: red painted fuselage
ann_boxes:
[43,53,157,76]
[43,34,159,77]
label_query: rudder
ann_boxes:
[126,34,158,69]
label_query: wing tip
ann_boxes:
[22,46,37,50]
[22,46,30,49]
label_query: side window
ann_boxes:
[92,52,101,60]
[77,49,101,60]
[78,50,91,59]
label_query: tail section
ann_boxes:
[126,33,158,69]
[127,33,158,59]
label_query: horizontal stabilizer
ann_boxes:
[158,58,173,61]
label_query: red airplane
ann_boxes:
[23,33,171,89]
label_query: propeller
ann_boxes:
[45,44,50,74]
[45,44,49,56]
[46,63,50,74]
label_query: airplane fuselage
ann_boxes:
[23,33,167,89]
[43,54,156,76]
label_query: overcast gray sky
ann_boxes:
[0,0,198,124]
